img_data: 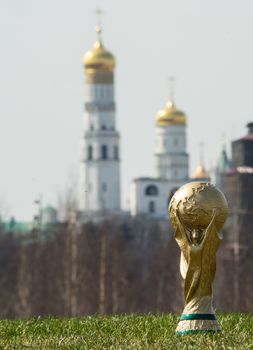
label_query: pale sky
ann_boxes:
[1,0,253,220]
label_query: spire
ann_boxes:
[95,9,104,44]
[167,76,175,108]
[221,132,226,151]
[217,135,230,173]
[169,76,175,102]
[199,141,204,166]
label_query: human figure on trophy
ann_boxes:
[174,207,221,312]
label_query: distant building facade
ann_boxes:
[220,122,253,243]
[217,123,253,311]
[41,206,58,225]
[1,206,58,235]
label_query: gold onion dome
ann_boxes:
[156,100,186,126]
[84,25,115,71]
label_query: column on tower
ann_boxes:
[79,25,121,214]
[155,99,189,184]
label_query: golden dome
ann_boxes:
[193,164,209,179]
[156,100,186,126]
[84,26,115,72]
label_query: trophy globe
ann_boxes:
[169,182,228,233]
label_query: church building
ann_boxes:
[130,94,189,218]
[79,24,121,218]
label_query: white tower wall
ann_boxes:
[155,124,189,181]
[80,87,121,213]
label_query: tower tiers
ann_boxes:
[79,25,121,214]
[155,98,189,182]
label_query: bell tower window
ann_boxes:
[88,145,93,160]
[101,145,108,159]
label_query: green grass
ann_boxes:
[0,314,252,350]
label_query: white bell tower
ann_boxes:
[155,79,189,183]
[79,20,121,214]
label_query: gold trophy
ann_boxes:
[169,182,228,334]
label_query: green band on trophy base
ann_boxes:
[180,314,216,321]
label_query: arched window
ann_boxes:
[101,145,108,159]
[145,185,158,196]
[114,146,119,160]
[149,201,156,214]
[88,145,93,160]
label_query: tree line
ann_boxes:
[0,215,252,319]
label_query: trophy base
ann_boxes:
[176,314,222,335]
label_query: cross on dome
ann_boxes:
[95,9,104,42]
[83,10,115,72]
[168,76,175,105]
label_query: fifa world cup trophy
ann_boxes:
[168,182,228,334]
